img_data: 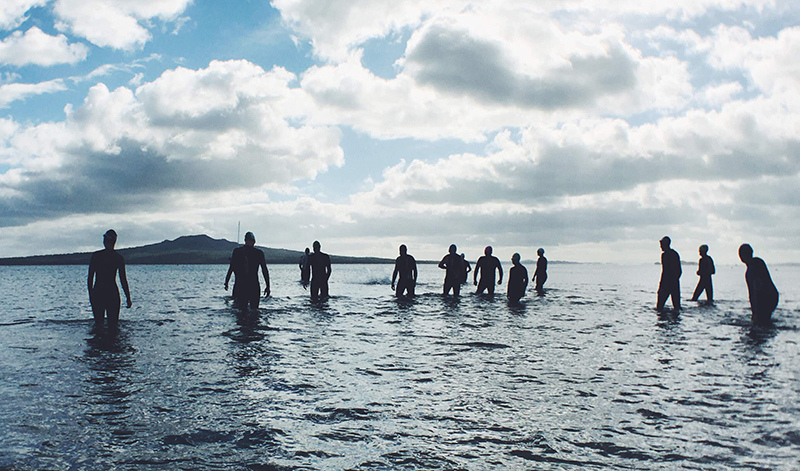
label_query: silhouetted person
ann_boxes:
[308,240,332,302]
[532,247,548,295]
[391,244,417,297]
[739,244,779,326]
[474,246,502,294]
[461,253,472,284]
[224,231,270,310]
[690,244,715,303]
[439,244,464,296]
[507,253,529,303]
[299,247,311,289]
[656,236,681,312]
[88,230,132,331]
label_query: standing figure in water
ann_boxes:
[739,244,779,326]
[690,244,715,303]
[87,229,132,331]
[531,248,548,295]
[473,246,503,294]
[656,236,682,312]
[507,253,529,303]
[461,253,472,285]
[308,240,332,302]
[299,247,311,289]
[391,244,417,297]
[439,244,464,296]
[224,231,270,310]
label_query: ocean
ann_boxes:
[0,262,798,470]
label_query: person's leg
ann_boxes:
[106,289,121,329]
[671,283,681,311]
[706,278,713,302]
[656,285,668,311]
[311,279,319,301]
[320,281,329,300]
[691,278,704,301]
[90,289,105,328]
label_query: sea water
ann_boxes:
[0,263,798,470]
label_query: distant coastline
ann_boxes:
[0,234,393,266]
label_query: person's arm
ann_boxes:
[87,255,95,294]
[261,259,270,297]
[119,261,132,308]
[224,264,233,290]
[473,259,479,284]
[497,260,503,285]
[325,256,332,280]
[710,257,716,275]
[412,258,418,283]
[438,256,446,269]
[391,261,399,289]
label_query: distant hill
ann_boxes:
[0,234,393,266]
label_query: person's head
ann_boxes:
[449,244,457,254]
[244,231,255,246]
[399,244,407,255]
[512,253,521,264]
[103,229,117,249]
[484,246,492,256]
[699,244,708,256]
[660,236,671,251]
[461,253,466,259]
[313,240,321,252]
[739,243,754,264]
[537,247,544,256]
[305,247,310,255]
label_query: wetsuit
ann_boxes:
[309,251,331,301]
[229,245,269,309]
[507,263,529,302]
[474,255,502,294]
[439,253,463,296]
[533,256,548,295]
[88,249,128,328]
[691,255,715,302]
[299,253,310,285]
[657,248,682,311]
[393,253,417,297]
[745,257,779,325]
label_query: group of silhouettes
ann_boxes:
[656,236,779,325]
[429,244,547,302]
[86,230,780,331]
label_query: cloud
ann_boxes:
[52,0,192,50]
[0,60,344,226]
[273,0,779,62]
[0,27,89,66]
[0,79,67,108]
[0,0,47,31]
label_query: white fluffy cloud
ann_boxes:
[0,27,89,66]
[53,0,192,50]
[0,0,46,31]
[0,78,67,108]
[0,60,343,226]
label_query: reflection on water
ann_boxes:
[0,263,798,470]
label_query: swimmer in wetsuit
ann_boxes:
[531,248,548,295]
[391,244,417,297]
[690,244,715,303]
[299,247,311,288]
[224,231,270,310]
[439,244,464,296]
[461,253,472,285]
[308,240,332,302]
[507,253,529,303]
[474,246,502,295]
[739,243,779,326]
[656,236,682,312]
[87,230,132,330]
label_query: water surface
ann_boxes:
[1,263,798,470]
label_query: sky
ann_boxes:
[1,0,799,264]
